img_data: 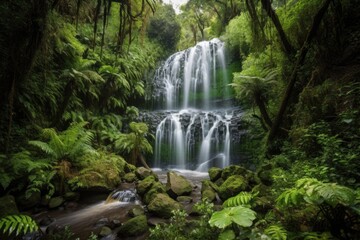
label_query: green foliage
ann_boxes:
[223,191,258,208]
[147,4,181,52]
[114,122,153,165]
[276,178,358,208]
[264,225,287,240]
[0,214,39,237]
[209,206,256,229]
[29,122,97,164]
[68,151,126,190]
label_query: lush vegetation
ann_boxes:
[0,0,359,239]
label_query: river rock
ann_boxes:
[128,206,145,217]
[63,192,80,201]
[166,171,192,198]
[16,191,41,210]
[123,172,137,183]
[221,165,248,180]
[118,215,148,237]
[218,175,248,200]
[135,167,153,180]
[148,193,182,218]
[177,196,193,204]
[137,175,156,196]
[48,196,65,209]
[208,167,222,182]
[143,181,166,204]
[0,195,19,218]
[100,226,112,237]
[201,180,217,202]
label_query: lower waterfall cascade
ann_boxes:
[144,39,245,171]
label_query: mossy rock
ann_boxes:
[118,215,148,237]
[0,195,19,218]
[63,192,80,201]
[124,163,137,173]
[177,196,193,204]
[137,175,156,196]
[201,189,216,202]
[16,191,41,210]
[135,167,153,180]
[166,171,192,198]
[128,206,145,217]
[208,167,222,182]
[123,172,137,183]
[148,193,182,218]
[252,184,272,197]
[221,165,248,180]
[215,177,224,187]
[218,175,248,200]
[253,196,273,214]
[143,182,166,204]
[100,226,112,237]
[49,196,65,209]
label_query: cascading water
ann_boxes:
[150,39,242,171]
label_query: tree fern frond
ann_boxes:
[223,192,255,207]
[264,225,287,240]
[0,215,39,237]
[29,141,56,157]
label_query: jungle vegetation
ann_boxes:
[0,0,359,239]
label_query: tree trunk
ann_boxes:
[139,154,150,169]
[267,0,333,153]
[254,93,273,130]
[260,0,295,56]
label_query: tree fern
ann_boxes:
[0,215,39,237]
[223,191,257,208]
[264,225,287,240]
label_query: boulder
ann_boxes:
[218,175,248,200]
[123,172,137,183]
[135,167,153,180]
[63,192,80,201]
[100,226,112,237]
[118,215,148,237]
[166,171,192,198]
[201,180,217,202]
[215,178,224,187]
[137,175,156,196]
[143,182,166,204]
[148,193,182,218]
[16,191,41,210]
[221,165,248,180]
[176,196,193,204]
[208,167,222,182]
[0,195,19,218]
[48,196,65,209]
[128,206,145,217]
[124,163,137,173]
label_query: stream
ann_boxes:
[33,170,209,240]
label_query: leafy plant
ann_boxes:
[0,214,39,237]
[223,191,258,208]
[209,206,256,229]
[264,225,287,240]
[29,121,97,165]
[114,122,153,168]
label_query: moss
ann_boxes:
[208,167,222,182]
[137,175,156,196]
[0,195,19,218]
[221,165,248,180]
[218,175,248,200]
[148,193,183,218]
[118,215,148,237]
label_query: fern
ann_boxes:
[0,215,39,237]
[223,191,257,208]
[264,225,287,240]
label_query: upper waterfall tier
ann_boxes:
[152,38,229,110]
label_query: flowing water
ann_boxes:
[150,39,242,171]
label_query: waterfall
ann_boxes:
[151,39,240,171]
